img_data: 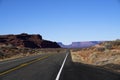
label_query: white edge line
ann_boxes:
[55,52,69,80]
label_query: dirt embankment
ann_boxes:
[71,41,120,72]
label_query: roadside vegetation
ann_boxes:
[0,44,66,61]
[71,40,120,72]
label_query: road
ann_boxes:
[60,56,120,80]
[0,51,120,80]
[0,53,51,72]
[0,52,69,80]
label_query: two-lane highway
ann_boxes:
[1,50,120,80]
[0,52,69,80]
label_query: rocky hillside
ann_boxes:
[0,33,60,48]
[71,40,120,72]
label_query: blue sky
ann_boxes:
[0,0,120,44]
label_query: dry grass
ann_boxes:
[70,41,120,72]
[0,46,66,61]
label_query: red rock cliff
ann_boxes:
[0,33,60,48]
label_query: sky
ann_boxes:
[0,0,120,44]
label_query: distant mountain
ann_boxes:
[0,33,60,48]
[57,41,102,48]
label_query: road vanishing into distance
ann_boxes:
[0,50,120,80]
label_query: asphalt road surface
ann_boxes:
[0,51,120,80]
[0,52,69,80]
[0,53,51,72]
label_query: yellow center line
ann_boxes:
[0,55,51,76]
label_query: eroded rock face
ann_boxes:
[0,33,60,48]
[41,40,60,48]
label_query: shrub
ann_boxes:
[97,47,105,52]
[104,43,112,50]
[0,51,5,59]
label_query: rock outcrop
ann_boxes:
[0,33,60,48]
